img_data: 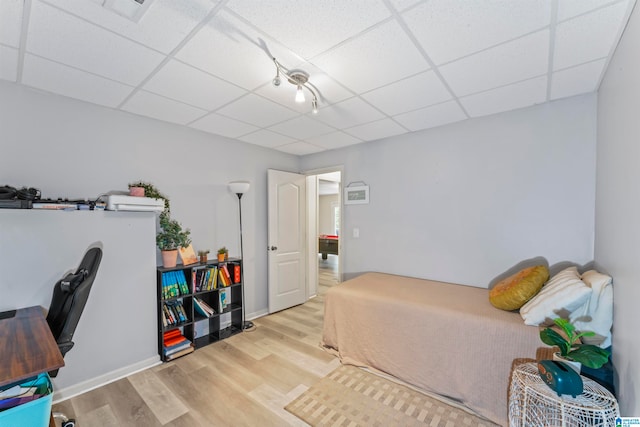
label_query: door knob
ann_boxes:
[268,246,278,251]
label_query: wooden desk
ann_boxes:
[0,306,64,389]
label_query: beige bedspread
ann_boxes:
[321,272,542,426]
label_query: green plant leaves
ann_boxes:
[541,318,611,369]
[566,345,611,369]
[540,327,571,356]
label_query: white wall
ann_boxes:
[0,81,298,393]
[319,194,339,235]
[596,2,640,416]
[302,95,598,287]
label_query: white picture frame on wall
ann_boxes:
[344,185,369,205]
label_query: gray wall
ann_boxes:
[596,1,640,416]
[302,95,598,287]
[0,210,157,398]
[0,81,298,395]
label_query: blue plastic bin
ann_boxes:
[0,373,53,427]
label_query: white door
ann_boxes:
[268,169,307,313]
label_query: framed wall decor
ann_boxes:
[344,184,369,205]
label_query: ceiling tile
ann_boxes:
[439,30,549,97]
[238,129,296,148]
[276,141,325,156]
[312,19,430,93]
[190,112,259,138]
[557,0,621,21]
[22,54,134,107]
[403,0,551,65]
[175,10,301,91]
[226,0,391,59]
[388,0,424,12]
[361,70,452,116]
[43,0,217,54]
[27,1,165,86]
[0,0,23,47]
[314,97,385,129]
[143,59,246,111]
[550,59,606,100]
[460,76,547,118]
[553,1,629,70]
[344,119,407,141]
[393,100,467,131]
[121,90,208,124]
[306,131,362,150]
[0,46,18,82]
[268,115,335,140]
[216,93,299,127]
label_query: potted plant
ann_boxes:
[539,318,610,372]
[198,250,209,264]
[217,247,228,262]
[128,181,170,219]
[157,216,191,268]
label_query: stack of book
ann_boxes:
[161,270,189,299]
[193,266,218,292]
[163,330,193,360]
[218,264,232,287]
[162,300,188,327]
[193,297,216,318]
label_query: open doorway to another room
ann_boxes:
[316,171,341,294]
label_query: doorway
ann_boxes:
[313,170,342,296]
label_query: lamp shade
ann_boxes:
[228,181,250,194]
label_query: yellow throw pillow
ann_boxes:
[489,265,549,311]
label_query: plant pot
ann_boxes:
[553,352,581,373]
[161,249,178,268]
[217,253,225,262]
[129,186,145,197]
[199,255,208,264]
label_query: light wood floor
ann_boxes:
[52,255,340,426]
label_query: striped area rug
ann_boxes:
[285,365,499,427]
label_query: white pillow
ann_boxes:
[520,266,592,326]
[571,270,613,347]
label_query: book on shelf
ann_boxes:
[165,345,194,361]
[178,244,198,265]
[176,270,189,295]
[219,289,229,311]
[193,297,214,318]
[162,300,188,325]
[233,263,241,283]
[164,340,192,356]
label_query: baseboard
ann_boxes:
[52,355,161,403]
[247,308,268,320]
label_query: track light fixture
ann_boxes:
[272,57,319,114]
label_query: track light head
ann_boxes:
[272,56,319,114]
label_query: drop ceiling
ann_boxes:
[1,0,636,155]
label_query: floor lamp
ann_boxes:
[228,181,254,331]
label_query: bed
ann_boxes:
[321,272,543,426]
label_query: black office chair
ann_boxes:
[46,247,102,427]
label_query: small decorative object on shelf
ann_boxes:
[157,258,244,361]
[217,246,228,262]
[198,250,209,264]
